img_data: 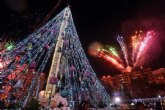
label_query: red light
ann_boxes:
[103,76,106,78]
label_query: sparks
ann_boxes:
[131,31,143,64]
[88,30,156,72]
[106,46,119,57]
[98,51,125,71]
[117,36,129,66]
[134,31,155,66]
[5,41,14,51]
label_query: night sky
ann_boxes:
[0,0,165,77]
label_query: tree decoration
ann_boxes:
[5,41,14,51]
[27,43,32,50]
[44,44,49,50]
[0,7,110,109]
[49,77,59,84]
[29,62,36,69]
[83,70,91,77]
[13,79,24,88]
[44,7,110,109]
[60,89,69,98]
[25,98,41,110]
[69,66,76,71]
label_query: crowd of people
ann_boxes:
[135,101,163,110]
[1,97,164,110]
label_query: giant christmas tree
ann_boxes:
[0,7,110,109]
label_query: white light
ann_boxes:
[158,95,161,98]
[131,102,134,106]
[114,97,121,103]
[0,62,3,69]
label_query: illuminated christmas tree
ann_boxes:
[44,7,110,109]
[0,7,110,109]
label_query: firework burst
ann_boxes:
[88,30,156,72]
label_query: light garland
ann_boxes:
[0,7,110,109]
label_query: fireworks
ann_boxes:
[88,41,103,57]
[5,41,15,51]
[106,46,119,57]
[104,55,125,70]
[98,51,125,70]
[88,30,156,72]
[131,30,143,64]
[134,31,155,66]
[117,36,129,66]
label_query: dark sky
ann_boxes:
[0,0,165,77]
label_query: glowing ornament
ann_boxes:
[83,70,91,77]
[49,77,58,84]
[40,73,45,76]
[7,45,14,51]
[29,61,37,69]
[70,66,76,71]
[60,89,69,98]
[56,81,61,88]
[13,79,24,88]
[27,43,32,50]
[5,41,14,51]
[44,44,49,50]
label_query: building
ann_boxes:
[152,68,165,84]
[101,67,165,98]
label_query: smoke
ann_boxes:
[121,5,165,67]
[88,41,103,57]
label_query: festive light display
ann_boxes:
[0,7,110,109]
[44,7,110,108]
[0,35,8,51]
[5,41,14,51]
[131,30,143,64]
[88,41,103,57]
[117,36,129,66]
[98,51,125,70]
[134,31,155,66]
[88,30,156,72]
[106,46,119,57]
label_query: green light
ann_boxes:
[109,47,118,57]
[106,45,119,57]
[5,41,14,51]
[7,44,14,51]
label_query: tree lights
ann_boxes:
[0,7,110,109]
